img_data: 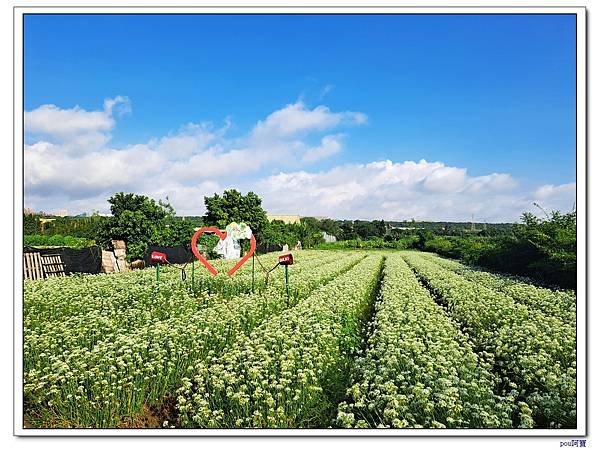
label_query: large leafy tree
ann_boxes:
[261,220,300,247]
[513,210,576,286]
[354,220,379,239]
[203,189,269,237]
[297,217,325,248]
[23,214,41,235]
[318,218,342,237]
[95,192,188,260]
[338,220,358,240]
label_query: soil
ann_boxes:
[118,396,178,429]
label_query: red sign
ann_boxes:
[150,251,168,264]
[278,253,294,266]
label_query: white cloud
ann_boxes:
[302,134,344,163]
[153,123,217,159]
[24,96,131,154]
[532,183,576,213]
[23,97,574,221]
[165,147,259,181]
[318,84,335,100]
[466,173,518,193]
[24,98,367,214]
[25,143,164,199]
[149,181,223,216]
[103,95,131,116]
[25,104,112,137]
[423,166,468,193]
[533,182,575,199]
[251,101,367,140]
[256,160,538,222]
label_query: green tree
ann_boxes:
[95,192,176,260]
[203,189,269,238]
[262,220,300,247]
[318,218,342,238]
[298,217,325,248]
[415,229,435,251]
[354,220,378,239]
[23,214,40,235]
[339,220,357,240]
[43,215,106,239]
[375,219,387,237]
[150,217,196,248]
[514,210,576,286]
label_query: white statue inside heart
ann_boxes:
[214,222,252,260]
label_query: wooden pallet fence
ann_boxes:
[23,252,44,281]
[41,254,66,278]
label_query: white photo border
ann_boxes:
[13,4,588,437]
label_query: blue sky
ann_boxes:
[23,14,577,221]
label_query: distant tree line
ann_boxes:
[24,234,95,248]
[317,212,576,289]
[417,211,576,289]
[24,190,576,289]
[24,214,104,238]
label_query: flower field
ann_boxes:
[336,254,516,429]
[23,250,577,429]
[401,252,576,428]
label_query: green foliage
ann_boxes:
[402,252,576,428]
[261,220,300,247]
[298,218,326,248]
[95,192,180,260]
[24,234,95,248]
[415,230,435,251]
[338,255,514,428]
[516,211,576,281]
[423,211,577,289]
[50,215,106,239]
[353,221,380,239]
[319,218,343,237]
[257,218,325,249]
[313,211,576,289]
[108,192,173,220]
[24,214,41,235]
[338,221,358,240]
[316,237,418,250]
[423,236,497,263]
[23,214,106,239]
[149,218,196,248]
[423,235,454,253]
[203,190,269,237]
[195,233,221,259]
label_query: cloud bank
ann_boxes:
[24,97,575,222]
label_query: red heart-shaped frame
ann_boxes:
[190,226,256,277]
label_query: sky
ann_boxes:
[23,14,577,222]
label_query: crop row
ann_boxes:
[401,252,576,428]
[419,252,576,325]
[24,251,364,427]
[24,250,352,351]
[337,254,520,428]
[199,250,348,296]
[176,254,384,428]
[24,250,337,325]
